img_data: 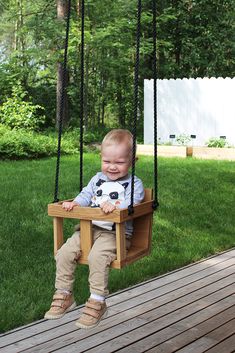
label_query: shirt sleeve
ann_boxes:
[117,176,145,209]
[73,174,98,207]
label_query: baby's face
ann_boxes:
[101,143,131,180]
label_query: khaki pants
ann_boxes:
[55,226,131,297]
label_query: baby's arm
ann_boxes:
[62,201,80,211]
[62,174,99,211]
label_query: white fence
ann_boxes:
[144,77,235,146]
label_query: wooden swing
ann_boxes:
[48,0,158,269]
[48,188,153,269]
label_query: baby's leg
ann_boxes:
[75,228,115,328]
[44,229,81,320]
[55,229,81,292]
[88,228,118,297]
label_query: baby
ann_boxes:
[44,129,144,329]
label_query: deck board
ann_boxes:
[0,248,234,353]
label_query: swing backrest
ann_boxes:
[132,188,153,251]
[111,188,153,268]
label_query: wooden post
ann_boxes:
[53,217,64,256]
[186,146,193,157]
[115,223,126,267]
[79,220,93,263]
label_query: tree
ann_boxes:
[0,0,234,133]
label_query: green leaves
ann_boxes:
[0,0,234,131]
[0,84,45,131]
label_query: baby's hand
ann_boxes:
[62,201,79,211]
[100,201,116,214]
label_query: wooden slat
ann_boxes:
[118,200,153,222]
[77,220,92,264]
[174,319,235,353]
[48,200,153,223]
[53,217,64,255]
[1,249,234,353]
[118,303,235,353]
[202,334,235,353]
[58,284,235,353]
[114,223,126,267]
[3,284,234,353]
[8,266,235,353]
[0,250,234,347]
[1,250,234,343]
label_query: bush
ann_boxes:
[0,125,79,159]
[206,137,228,148]
[0,85,46,131]
[0,124,108,160]
[176,134,191,146]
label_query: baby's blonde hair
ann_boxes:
[101,129,133,156]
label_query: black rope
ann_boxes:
[128,0,141,216]
[152,0,159,210]
[79,0,85,192]
[53,0,71,203]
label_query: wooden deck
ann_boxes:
[1,248,235,353]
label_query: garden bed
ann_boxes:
[187,146,235,160]
[137,145,187,158]
[137,144,235,160]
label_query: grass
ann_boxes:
[0,154,234,333]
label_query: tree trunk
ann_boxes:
[101,98,105,127]
[84,47,89,130]
[117,80,126,128]
[56,0,70,128]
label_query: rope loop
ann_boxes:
[79,0,85,192]
[152,199,159,210]
[129,0,142,213]
[152,0,159,211]
[128,205,135,216]
[53,0,71,203]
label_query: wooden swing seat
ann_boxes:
[48,188,153,269]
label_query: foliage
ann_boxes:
[0,0,234,132]
[64,126,110,145]
[176,133,191,146]
[0,85,46,131]
[206,137,229,148]
[0,125,79,159]
[0,122,113,160]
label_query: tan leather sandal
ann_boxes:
[76,298,107,329]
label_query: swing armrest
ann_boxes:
[48,199,153,223]
[48,188,154,268]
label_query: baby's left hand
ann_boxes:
[100,201,116,214]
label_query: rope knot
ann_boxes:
[152,200,159,210]
[128,205,134,216]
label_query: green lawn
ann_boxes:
[0,154,234,333]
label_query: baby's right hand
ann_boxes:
[62,201,79,211]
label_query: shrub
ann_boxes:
[176,134,191,146]
[206,137,228,148]
[0,84,46,131]
[0,125,79,159]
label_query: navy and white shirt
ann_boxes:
[74,172,145,235]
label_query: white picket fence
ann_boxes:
[144,77,235,146]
